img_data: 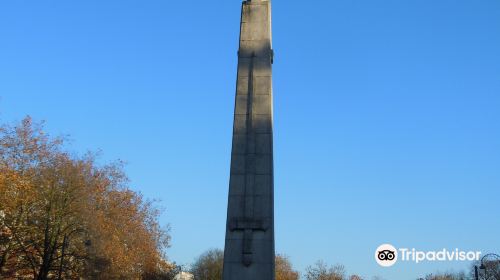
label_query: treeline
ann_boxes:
[188,249,500,280]
[418,263,500,280]
[188,248,363,280]
[0,117,172,279]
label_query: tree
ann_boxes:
[471,260,500,280]
[190,249,224,280]
[419,263,500,280]
[305,260,346,280]
[417,272,467,280]
[0,117,172,279]
[190,249,301,280]
[275,254,300,280]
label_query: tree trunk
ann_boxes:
[0,247,10,272]
[57,235,68,280]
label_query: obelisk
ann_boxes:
[222,0,275,279]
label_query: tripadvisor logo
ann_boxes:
[375,244,482,267]
[375,244,398,267]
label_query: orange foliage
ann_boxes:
[0,117,171,279]
[276,254,300,280]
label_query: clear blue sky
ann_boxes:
[1,1,499,279]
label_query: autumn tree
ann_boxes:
[0,117,172,279]
[276,254,300,280]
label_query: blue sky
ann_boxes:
[1,0,499,279]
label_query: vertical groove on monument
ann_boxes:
[222,0,275,279]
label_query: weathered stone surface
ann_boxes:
[255,134,272,154]
[255,76,272,95]
[229,175,246,196]
[224,239,274,262]
[253,114,273,134]
[230,155,246,174]
[255,155,272,174]
[253,95,272,115]
[223,0,275,279]
[233,115,248,134]
[239,40,272,57]
[254,175,272,195]
[237,58,272,77]
[223,262,274,280]
[235,95,248,115]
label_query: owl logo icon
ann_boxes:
[378,250,396,261]
[375,244,398,267]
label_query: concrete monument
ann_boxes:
[222,0,275,279]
